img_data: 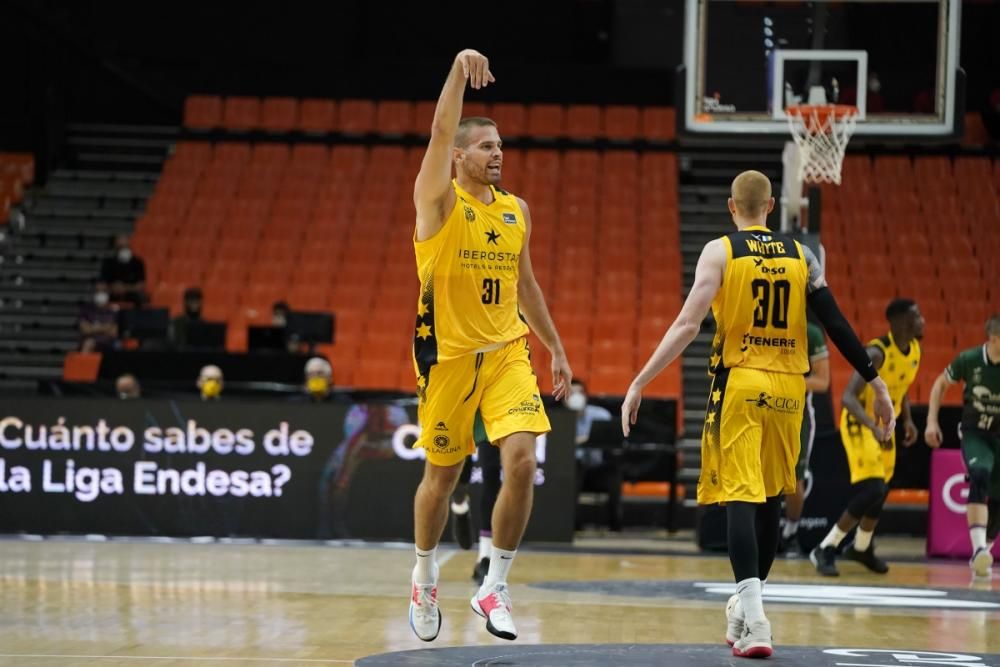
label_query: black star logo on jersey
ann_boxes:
[485,229,500,245]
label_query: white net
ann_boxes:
[786,106,858,185]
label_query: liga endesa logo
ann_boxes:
[942,473,971,514]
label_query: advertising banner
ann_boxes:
[0,398,576,542]
[927,448,1000,558]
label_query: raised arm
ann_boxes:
[621,239,725,435]
[413,49,494,242]
[516,197,571,401]
[803,245,896,440]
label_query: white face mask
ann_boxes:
[94,292,110,307]
[566,391,586,412]
[117,248,132,263]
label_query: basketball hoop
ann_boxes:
[786,104,858,185]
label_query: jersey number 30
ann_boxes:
[751,279,790,329]
[482,278,501,305]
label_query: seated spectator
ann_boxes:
[272,301,290,328]
[170,287,203,348]
[115,374,141,399]
[99,234,146,305]
[197,365,224,401]
[570,379,622,531]
[303,357,334,402]
[78,286,119,352]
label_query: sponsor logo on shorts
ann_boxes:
[433,435,450,449]
[745,392,801,414]
[435,421,448,431]
[508,399,541,416]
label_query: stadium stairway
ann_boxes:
[0,124,171,392]
[675,150,783,504]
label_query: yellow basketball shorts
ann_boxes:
[697,367,806,505]
[840,410,896,484]
[413,337,551,467]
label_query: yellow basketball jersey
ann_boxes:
[845,332,921,421]
[709,226,810,375]
[413,180,529,369]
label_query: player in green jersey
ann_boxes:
[925,314,1000,578]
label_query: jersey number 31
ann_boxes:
[482,278,501,305]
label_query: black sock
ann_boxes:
[727,502,759,583]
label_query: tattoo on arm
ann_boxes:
[802,245,826,294]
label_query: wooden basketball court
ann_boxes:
[0,535,996,665]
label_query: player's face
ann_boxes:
[457,126,503,186]
[988,334,1000,358]
[906,305,925,339]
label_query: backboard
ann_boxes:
[683,0,962,137]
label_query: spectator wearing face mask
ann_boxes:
[567,379,612,444]
[170,287,203,348]
[569,379,623,532]
[115,373,141,400]
[302,357,335,402]
[197,365,224,401]
[78,286,120,352]
[99,234,146,305]
[273,301,290,328]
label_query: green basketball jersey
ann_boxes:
[946,345,1000,435]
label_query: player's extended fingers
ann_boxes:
[471,59,483,89]
[485,68,496,84]
[621,403,632,437]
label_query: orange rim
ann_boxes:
[787,104,858,134]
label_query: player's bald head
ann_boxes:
[730,170,773,218]
[455,117,497,148]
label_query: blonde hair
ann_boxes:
[731,170,773,218]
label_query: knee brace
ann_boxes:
[967,467,991,505]
[846,478,887,519]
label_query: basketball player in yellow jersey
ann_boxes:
[622,171,895,659]
[811,298,923,577]
[407,49,572,643]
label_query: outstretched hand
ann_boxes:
[455,49,495,90]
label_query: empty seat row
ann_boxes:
[183,96,677,141]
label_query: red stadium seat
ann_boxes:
[222,96,261,131]
[184,95,222,129]
[298,99,338,133]
[527,104,565,138]
[376,100,414,136]
[565,105,602,140]
[603,105,640,141]
[260,97,298,132]
[490,103,527,137]
[339,99,376,135]
[640,107,676,142]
